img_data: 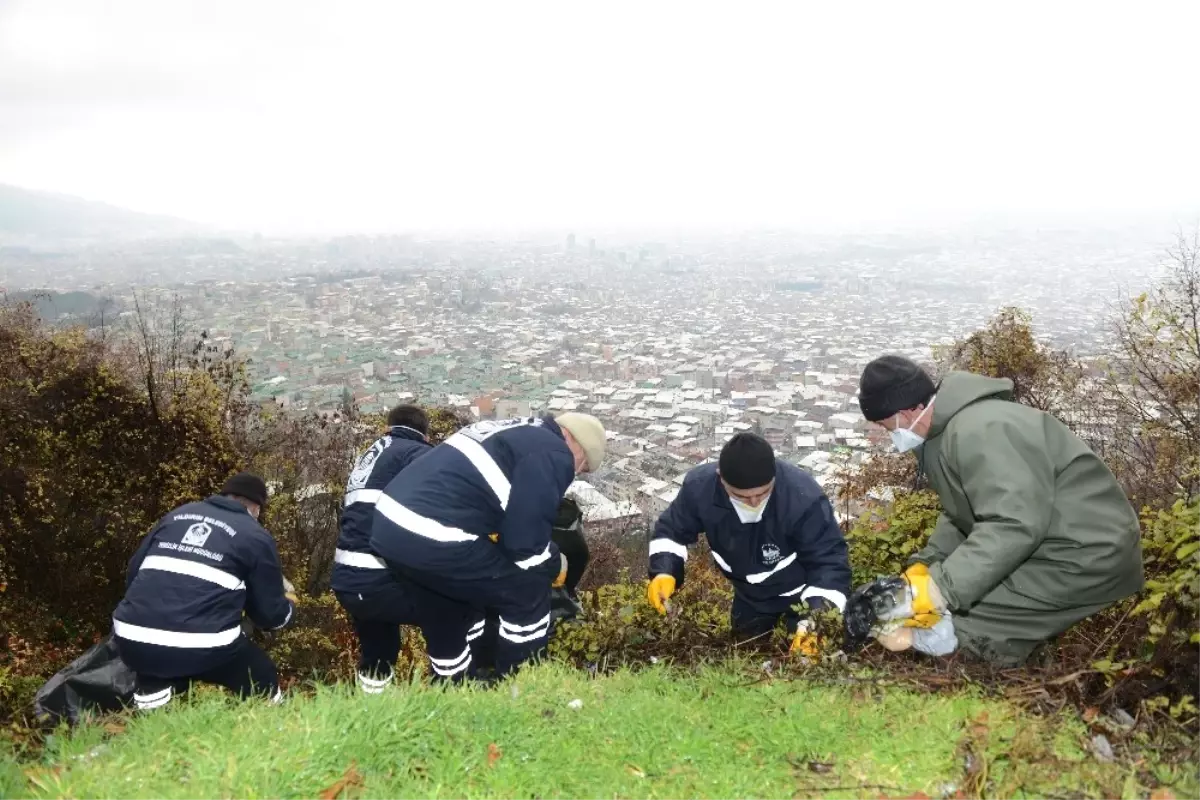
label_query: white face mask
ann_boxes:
[891,397,935,453]
[730,492,771,524]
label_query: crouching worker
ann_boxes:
[370,413,606,680]
[112,473,296,710]
[472,497,591,674]
[854,356,1145,666]
[647,432,851,656]
[332,404,432,694]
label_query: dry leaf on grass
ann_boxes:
[319,762,364,800]
[625,763,646,778]
[487,742,502,767]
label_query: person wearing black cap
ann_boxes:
[112,472,297,710]
[855,356,1143,666]
[646,432,851,655]
[332,404,433,695]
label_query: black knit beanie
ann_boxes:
[221,472,268,507]
[857,355,937,422]
[718,432,776,489]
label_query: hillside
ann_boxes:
[0,183,205,244]
[8,662,1190,800]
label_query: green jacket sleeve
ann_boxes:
[909,512,965,566]
[928,417,1055,610]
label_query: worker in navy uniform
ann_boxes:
[331,404,432,694]
[370,412,607,680]
[470,496,592,674]
[112,473,296,710]
[647,432,851,655]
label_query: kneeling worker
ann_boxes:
[113,473,296,710]
[855,355,1145,666]
[332,404,432,694]
[647,432,852,655]
[370,413,606,679]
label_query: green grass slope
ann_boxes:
[4,662,1192,799]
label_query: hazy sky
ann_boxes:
[1,0,1198,236]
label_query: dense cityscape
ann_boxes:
[1,221,1176,533]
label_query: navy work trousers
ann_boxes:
[388,541,553,679]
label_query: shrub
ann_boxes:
[550,562,735,669]
[0,301,240,636]
[1132,494,1200,653]
[843,489,941,585]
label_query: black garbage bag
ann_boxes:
[31,633,136,727]
[473,498,590,673]
[552,497,590,597]
[843,576,910,652]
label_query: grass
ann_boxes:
[2,660,1193,799]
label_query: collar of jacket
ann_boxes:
[540,415,564,440]
[207,495,253,516]
[389,425,428,443]
[708,467,736,511]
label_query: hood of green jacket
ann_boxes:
[928,371,1014,438]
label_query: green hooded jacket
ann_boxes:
[913,371,1144,612]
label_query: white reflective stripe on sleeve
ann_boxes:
[499,613,552,634]
[779,583,806,597]
[514,544,553,570]
[429,644,473,677]
[468,619,486,632]
[265,600,294,632]
[334,548,388,569]
[800,586,848,612]
[745,552,797,584]
[113,619,242,649]
[445,432,512,510]
[649,539,689,561]
[140,555,246,590]
[344,488,382,507]
[376,495,479,542]
[710,550,733,572]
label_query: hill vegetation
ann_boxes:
[0,230,1196,798]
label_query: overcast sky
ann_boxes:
[1,0,1197,236]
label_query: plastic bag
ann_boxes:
[31,633,136,727]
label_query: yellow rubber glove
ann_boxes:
[789,628,820,657]
[904,562,930,578]
[552,553,568,588]
[488,532,499,543]
[907,570,945,617]
[283,577,298,605]
[647,574,676,615]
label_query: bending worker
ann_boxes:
[647,432,852,655]
[331,404,432,695]
[370,413,607,680]
[112,473,296,710]
[856,355,1145,666]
